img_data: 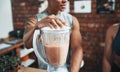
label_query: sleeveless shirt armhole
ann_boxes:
[71,16,74,27]
[69,15,73,28]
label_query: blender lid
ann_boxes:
[41,26,71,31]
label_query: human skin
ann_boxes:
[103,23,120,72]
[23,0,83,72]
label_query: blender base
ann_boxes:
[47,64,68,72]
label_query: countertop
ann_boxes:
[18,66,46,72]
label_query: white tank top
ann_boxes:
[36,10,73,27]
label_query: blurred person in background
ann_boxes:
[103,22,120,72]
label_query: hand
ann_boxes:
[36,15,67,29]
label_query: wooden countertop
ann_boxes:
[18,66,46,72]
[0,41,23,54]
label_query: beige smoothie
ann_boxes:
[44,44,69,67]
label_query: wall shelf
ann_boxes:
[20,48,36,67]
[20,48,34,58]
[21,59,35,67]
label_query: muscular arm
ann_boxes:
[23,16,37,48]
[69,17,83,72]
[23,15,68,48]
[103,27,113,72]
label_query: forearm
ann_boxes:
[23,26,37,48]
[70,47,83,72]
[103,58,111,72]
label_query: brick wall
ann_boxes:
[70,0,120,72]
[11,0,120,72]
[11,0,40,29]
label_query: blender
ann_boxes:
[33,27,71,72]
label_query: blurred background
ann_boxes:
[0,0,120,72]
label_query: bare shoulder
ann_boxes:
[72,16,80,29]
[108,23,119,32]
[106,23,120,38]
[73,16,78,22]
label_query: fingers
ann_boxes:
[47,21,54,29]
[48,15,67,28]
[54,18,67,28]
[26,17,37,25]
[37,15,67,29]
